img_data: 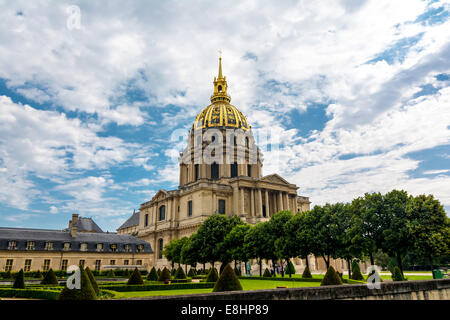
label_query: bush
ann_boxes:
[158,267,172,282]
[99,282,214,292]
[392,267,404,281]
[187,268,196,277]
[147,267,159,281]
[3,270,12,279]
[205,267,219,283]
[234,267,241,276]
[13,269,25,289]
[174,267,186,280]
[171,268,177,276]
[351,261,364,281]
[263,268,272,277]
[105,269,115,278]
[320,266,343,286]
[34,270,43,279]
[127,268,144,285]
[302,266,312,279]
[0,288,60,300]
[41,269,59,285]
[286,260,296,275]
[58,266,97,300]
[157,268,161,277]
[213,264,243,292]
[85,267,99,295]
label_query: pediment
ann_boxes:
[152,190,169,202]
[260,174,291,185]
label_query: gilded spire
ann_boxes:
[211,54,230,104]
[218,56,223,79]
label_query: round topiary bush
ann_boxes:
[392,267,404,281]
[212,264,243,292]
[263,268,272,277]
[320,266,343,286]
[205,267,219,283]
[302,266,312,279]
[13,269,25,289]
[351,260,364,281]
[41,269,59,285]
[147,267,158,281]
[85,267,99,295]
[158,267,172,282]
[127,268,144,285]
[174,266,186,279]
[58,266,97,300]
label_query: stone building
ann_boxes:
[117,58,348,273]
[0,214,153,272]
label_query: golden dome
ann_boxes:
[194,103,250,131]
[193,56,251,131]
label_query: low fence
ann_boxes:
[123,279,450,300]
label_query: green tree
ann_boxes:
[147,267,158,281]
[270,211,294,277]
[222,224,251,272]
[244,223,272,276]
[406,194,450,276]
[163,237,189,269]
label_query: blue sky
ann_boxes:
[0,0,449,232]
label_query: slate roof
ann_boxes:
[0,227,152,253]
[117,211,140,230]
[74,217,104,233]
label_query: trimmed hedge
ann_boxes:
[263,268,272,277]
[302,266,312,279]
[321,266,343,286]
[206,268,219,283]
[213,264,243,292]
[238,276,322,282]
[0,288,60,300]
[99,282,215,292]
[58,266,97,300]
[158,267,172,282]
[13,269,25,289]
[127,268,144,285]
[174,267,187,280]
[41,269,59,285]
[351,261,364,281]
[147,267,159,281]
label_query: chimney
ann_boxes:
[70,214,79,238]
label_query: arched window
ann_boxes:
[158,238,163,259]
[245,137,249,147]
[234,136,237,146]
[159,205,166,221]
[211,162,219,180]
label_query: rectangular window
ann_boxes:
[24,259,32,272]
[79,260,85,268]
[137,245,143,253]
[97,243,103,252]
[211,163,219,179]
[159,206,166,221]
[5,259,13,271]
[63,242,71,251]
[124,244,131,252]
[247,165,252,177]
[144,214,149,227]
[231,163,238,178]
[110,244,117,252]
[95,260,101,271]
[80,243,88,251]
[26,241,35,250]
[8,241,16,250]
[124,260,129,265]
[110,260,115,266]
[218,199,226,214]
[45,242,53,250]
[188,200,193,217]
[43,259,51,272]
[136,260,142,266]
[195,164,200,180]
[61,260,68,271]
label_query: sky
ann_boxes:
[0,0,449,232]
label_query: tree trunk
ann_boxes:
[322,255,330,268]
[430,255,434,279]
[203,263,205,272]
[280,259,285,278]
[347,258,352,279]
[396,253,404,277]
[305,256,310,270]
[185,264,187,275]
[288,258,292,278]
[369,252,374,266]
[259,260,262,277]
[234,260,237,271]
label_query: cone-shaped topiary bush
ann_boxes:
[127,268,144,285]
[302,266,312,279]
[147,267,158,281]
[158,267,172,282]
[351,260,364,280]
[392,267,404,281]
[286,260,296,275]
[174,266,187,279]
[219,263,226,275]
[187,268,196,277]
[206,267,219,283]
[106,269,115,278]
[157,268,161,277]
[85,267,99,295]
[213,264,243,292]
[58,266,97,300]
[41,268,59,285]
[263,268,272,277]
[13,269,25,289]
[171,268,177,276]
[34,270,43,279]
[320,266,343,286]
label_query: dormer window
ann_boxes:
[137,245,144,253]
[110,244,117,252]
[124,244,131,252]
[45,242,53,250]
[26,241,35,250]
[97,243,103,252]
[80,243,88,252]
[7,241,16,250]
[63,242,71,251]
